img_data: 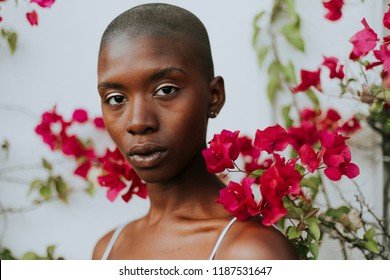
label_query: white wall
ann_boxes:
[0,0,385,260]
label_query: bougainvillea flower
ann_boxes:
[93,117,105,129]
[74,160,92,179]
[98,148,147,201]
[287,121,319,152]
[337,116,361,135]
[202,130,240,173]
[318,130,359,180]
[318,108,342,131]
[26,10,38,26]
[322,56,345,79]
[349,18,379,60]
[216,177,259,221]
[383,4,390,30]
[258,155,303,225]
[298,144,324,173]
[323,0,344,21]
[291,68,322,93]
[323,145,360,180]
[0,16,3,23]
[373,44,390,74]
[72,109,88,123]
[254,124,289,154]
[30,0,56,8]
[300,108,321,122]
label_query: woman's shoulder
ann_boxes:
[216,217,298,260]
[92,228,116,260]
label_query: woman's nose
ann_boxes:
[125,97,158,135]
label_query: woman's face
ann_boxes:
[97,35,212,184]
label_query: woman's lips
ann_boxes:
[127,143,167,168]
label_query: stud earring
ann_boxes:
[208,111,218,118]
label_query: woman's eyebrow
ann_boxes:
[148,67,187,82]
[97,82,127,90]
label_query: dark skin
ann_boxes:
[93,34,298,260]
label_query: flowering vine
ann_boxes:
[0,0,55,54]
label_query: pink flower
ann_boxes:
[383,4,390,30]
[318,130,359,181]
[202,130,240,173]
[349,18,379,60]
[317,108,342,131]
[323,0,344,21]
[337,116,361,135]
[258,155,303,225]
[300,108,321,122]
[298,144,324,173]
[373,44,390,73]
[216,178,259,221]
[322,56,345,79]
[26,10,38,26]
[98,148,147,201]
[74,160,92,179]
[254,124,289,154]
[30,0,55,8]
[0,16,3,23]
[72,109,88,123]
[93,117,105,129]
[288,121,319,152]
[291,68,322,93]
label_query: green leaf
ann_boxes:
[249,168,265,178]
[267,61,282,104]
[282,105,293,127]
[284,0,296,14]
[287,226,302,239]
[325,206,351,220]
[29,179,42,194]
[309,242,319,259]
[281,14,304,52]
[54,176,68,203]
[282,61,297,83]
[86,181,95,197]
[252,11,266,47]
[294,163,305,175]
[364,239,379,254]
[256,46,269,67]
[21,252,39,260]
[0,248,17,260]
[364,227,376,240]
[305,89,320,108]
[307,220,321,241]
[47,245,55,259]
[42,158,53,171]
[39,185,52,200]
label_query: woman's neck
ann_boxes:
[143,155,227,224]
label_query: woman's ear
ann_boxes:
[208,76,225,118]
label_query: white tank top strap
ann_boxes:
[101,223,127,260]
[208,217,238,260]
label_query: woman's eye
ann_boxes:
[105,94,126,105]
[155,86,178,96]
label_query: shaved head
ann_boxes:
[99,3,214,79]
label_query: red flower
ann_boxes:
[298,144,324,173]
[323,0,344,21]
[0,16,3,23]
[373,44,390,74]
[216,178,259,221]
[291,68,322,93]
[74,160,92,179]
[300,108,321,122]
[93,117,105,129]
[337,116,361,135]
[322,56,345,79]
[383,4,390,30]
[26,10,38,26]
[288,121,319,152]
[98,148,147,201]
[202,130,240,173]
[254,124,288,154]
[318,130,359,181]
[30,0,55,8]
[72,109,88,123]
[317,108,342,131]
[349,18,379,60]
[258,155,303,225]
